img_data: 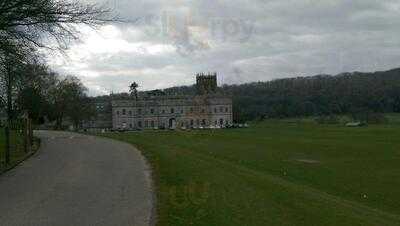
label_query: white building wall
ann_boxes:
[112,96,233,130]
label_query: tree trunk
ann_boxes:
[5,63,12,164]
[55,115,63,130]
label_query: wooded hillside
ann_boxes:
[163,68,400,122]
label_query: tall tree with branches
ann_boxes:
[0,0,117,120]
[0,0,117,51]
[129,82,139,101]
[0,0,117,158]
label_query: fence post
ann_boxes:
[29,119,33,150]
[5,125,10,165]
[24,119,28,153]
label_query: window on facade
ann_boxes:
[190,107,194,113]
[201,109,205,113]
[122,109,126,115]
[145,120,148,128]
[202,119,206,125]
[219,119,224,125]
[190,119,194,126]
[225,107,229,113]
[129,123,132,128]
[138,109,142,115]
[117,111,120,115]
[171,108,174,114]
[215,120,218,125]
[162,109,165,114]
[150,109,154,114]
[196,119,200,126]
[138,121,142,128]
[220,107,224,112]
[214,108,217,113]
[151,121,155,128]
[129,110,132,116]
[181,109,184,114]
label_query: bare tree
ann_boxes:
[0,43,36,120]
[44,75,87,129]
[0,0,118,158]
[0,0,116,114]
[129,82,139,101]
[0,0,118,51]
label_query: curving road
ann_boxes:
[0,131,154,226]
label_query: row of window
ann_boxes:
[121,118,230,129]
[116,107,230,116]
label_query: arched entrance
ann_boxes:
[169,118,176,129]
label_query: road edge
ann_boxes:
[83,133,158,226]
[0,137,41,175]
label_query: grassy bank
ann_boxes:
[0,129,4,161]
[0,128,39,172]
[102,120,400,226]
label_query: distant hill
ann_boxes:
[93,68,400,122]
[161,68,400,122]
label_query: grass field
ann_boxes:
[102,120,400,226]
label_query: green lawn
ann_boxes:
[102,120,400,226]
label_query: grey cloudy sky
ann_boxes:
[45,0,400,96]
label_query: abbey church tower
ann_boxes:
[196,72,218,95]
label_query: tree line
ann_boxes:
[159,68,400,123]
[2,64,95,129]
[0,0,115,129]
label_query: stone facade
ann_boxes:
[112,74,233,130]
[196,73,218,95]
[112,95,232,130]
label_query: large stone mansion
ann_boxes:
[112,73,233,130]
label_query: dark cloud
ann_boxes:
[46,0,400,96]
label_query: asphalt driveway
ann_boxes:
[0,131,154,226]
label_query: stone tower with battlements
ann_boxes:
[196,72,217,95]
